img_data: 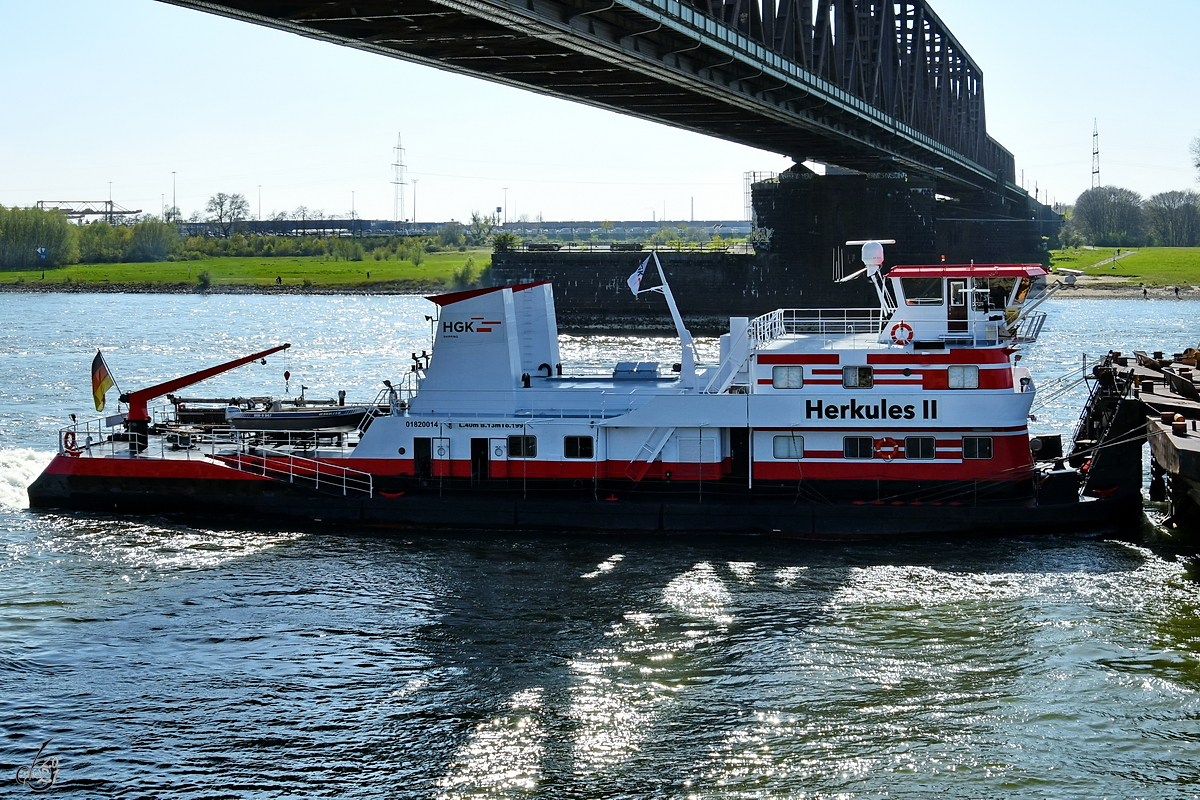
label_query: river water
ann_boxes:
[2,292,1199,798]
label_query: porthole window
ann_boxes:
[905,437,936,459]
[564,435,594,459]
[772,366,805,389]
[843,366,874,389]
[843,436,874,459]
[772,435,804,459]
[508,435,537,458]
[948,365,980,389]
[963,436,993,459]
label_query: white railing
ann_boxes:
[700,354,743,394]
[1016,311,1047,344]
[940,313,1046,348]
[55,406,372,497]
[749,308,883,349]
[214,449,373,497]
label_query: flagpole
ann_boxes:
[100,351,123,397]
[650,252,697,388]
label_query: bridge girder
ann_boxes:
[162,0,1021,201]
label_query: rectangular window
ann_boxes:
[947,364,980,389]
[963,437,993,459]
[843,436,874,459]
[981,277,1016,310]
[905,436,936,459]
[843,366,874,389]
[772,435,804,459]
[901,277,944,305]
[563,435,593,459]
[950,280,966,307]
[772,365,805,389]
[508,435,537,458]
[1014,278,1032,305]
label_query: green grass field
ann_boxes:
[1050,247,1200,285]
[5,245,1197,290]
[0,249,492,290]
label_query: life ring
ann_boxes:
[890,321,914,345]
[62,430,81,454]
[875,436,901,461]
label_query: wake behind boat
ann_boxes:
[28,241,1146,538]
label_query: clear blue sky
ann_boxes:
[1,1,1196,223]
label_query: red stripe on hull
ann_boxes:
[753,425,1028,434]
[757,354,841,365]
[868,349,1011,365]
[923,369,1013,390]
[43,454,270,480]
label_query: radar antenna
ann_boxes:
[841,239,897,315]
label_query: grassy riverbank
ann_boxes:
[0,249,492,291]
[1050,247,1200,286]
[4,245,1199,295]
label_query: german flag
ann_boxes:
[92,350,114,412]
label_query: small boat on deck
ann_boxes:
[224,404,368,432]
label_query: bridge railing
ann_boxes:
[666,0,1014,182]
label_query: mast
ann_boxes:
[121,343,291,422]
[649,252,697,388]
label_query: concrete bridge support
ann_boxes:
[491,167,1055,334]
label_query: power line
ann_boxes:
[391,134,406,222]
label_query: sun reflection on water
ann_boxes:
[436,687,547,797]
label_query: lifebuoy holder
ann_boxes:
[62,430,81,456]
[875,436,901,461]
[890,321,914,345]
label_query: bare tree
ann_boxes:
[1191,134,1200,182]
[1145,191,1200,247]
[467,210,493,246]
[206,192,249,238]
[1072,186,1144,247]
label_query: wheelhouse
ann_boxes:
[883,263,1048,346]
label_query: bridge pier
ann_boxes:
[753,163,1053,270]
[491,165,1057,335]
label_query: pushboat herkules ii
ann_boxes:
[28,241,1145,538]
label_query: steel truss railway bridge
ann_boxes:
[162,0,1021,204]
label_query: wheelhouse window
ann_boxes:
[563,435,593,459]
[901,277,944,305]
[948,365,980,389]
[905,437,936,459]
[508,435,537,458]
[843,366,874,389]
[1014,278,1033,305]
[979,277,1017,310]
[843,436,874,459]
[963,437,993,459]
[772,366,805,389]
[772,435,804,459]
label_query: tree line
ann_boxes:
[1062,187,1200,248]
[0,207,183,269]
[1064,133,1200,248]
[0,198,503,270]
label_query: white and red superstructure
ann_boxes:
[34,241,1127,537]
[345,243,1048,501]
